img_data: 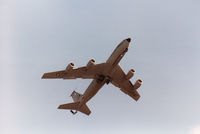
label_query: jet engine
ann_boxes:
[133,79,142,90]
[126,69,135,79]
[65,62,74,72]
[87,59,95,69]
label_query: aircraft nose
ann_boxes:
[126,38,131,42]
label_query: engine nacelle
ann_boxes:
[65,62,74,72]
[87,59,95,69]
[133,79,142,90]
[126,69,135,79]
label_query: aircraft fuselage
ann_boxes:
[79,38,131,107]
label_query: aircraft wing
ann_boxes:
[110,65,140,101]
[42,63,108,79]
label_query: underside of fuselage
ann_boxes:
[74,38,131,113]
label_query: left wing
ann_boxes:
[110,65,141,101]
[42,63,108,79]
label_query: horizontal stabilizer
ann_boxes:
[58,102,91,115]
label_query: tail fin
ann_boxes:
[71,91,83,102]
[58,102,91,115]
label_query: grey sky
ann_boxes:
[1,0,200,134]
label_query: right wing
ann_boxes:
[110,65,141,101]
[42,63,108,79]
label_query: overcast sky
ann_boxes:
[1,0,200,134]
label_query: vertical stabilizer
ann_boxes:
[71,91,83,102]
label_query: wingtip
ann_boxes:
[57,104,64,109]
[135,94,140,101]
[135,97,140,101]
[41,74,46,79]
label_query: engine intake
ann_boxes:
[65,62,74,72]
[133,79,142,90]
[126,69,135,79]
[87,59,95,69]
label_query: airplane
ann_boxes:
[42,38,142,115]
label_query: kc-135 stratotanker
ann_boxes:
[42,38,142,115]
